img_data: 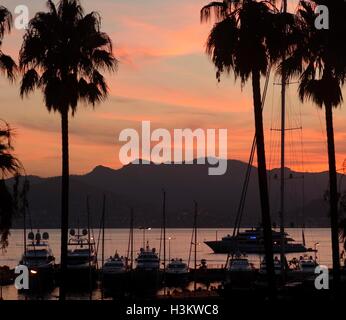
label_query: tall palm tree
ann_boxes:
[201,0,288,294]
[282,0,346,292]
[0,7,18,249]
[19,0,117,299]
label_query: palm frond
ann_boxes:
[0,52,17,81]
[201,1,229,23]
[20,69,39,97]
[0,6,12,39]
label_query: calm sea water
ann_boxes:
[0,228,333,300]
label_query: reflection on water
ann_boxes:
[0,228,333,300]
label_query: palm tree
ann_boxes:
[0,7,18,249]
[200,0,288,294]
[0,6,16,80]
[282,0,346,292]
[19,0,117,299]
[0,121,22,249]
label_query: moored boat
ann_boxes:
[19,230,55,291]
[165,258,189,286]
[132,242,160,296]
[102,253,127,275]
[297,255,318,273]
[136,243,160,271]
[227,254,254,272]
[226,254,256,287]
[102,252,127,296]
[205,227,311,254]
[259,256,283,275]
[65,228,97,290]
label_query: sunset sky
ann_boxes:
[1,0,345,177]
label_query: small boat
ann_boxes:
[132,242,160,296]
[259,257,282,275]
[227,254,254,272]
[166,258,189,275]
[65,228,97,289]
[136,243,160,271]
[226,254,256,287]
[297,255,318,273]
[19,230,55,290]
[288,255,318,281]
[102,252,127,296]
[165,258,189,286]
[102,253,127,275]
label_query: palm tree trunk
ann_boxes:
[252,67,275,295]
[325,102,340,292]
[59,109,69,300]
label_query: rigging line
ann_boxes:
[96,202,103,261]
[226,66,272,266]
[126,222,131,260]
[158,220,163,260]
[233,66,272,235]
[268,76,276,171]
[298,95,306,228]
[187,220,194,269]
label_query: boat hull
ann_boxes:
[204,240,309,254]
[130,270,161,296]
[102,271,128,297]
[165,272,189,287]
[60,265,97,291]
[18,264,55,293]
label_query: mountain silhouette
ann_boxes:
[10,159,333,228]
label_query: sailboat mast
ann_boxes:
[162,189,166,294]
[87,196,92,300]
[280,0,288,274]
[130,207,134,270]
[101,194,106,300]
[163,190,166,270]
[193,201,198,292]
[23,184,27,254]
